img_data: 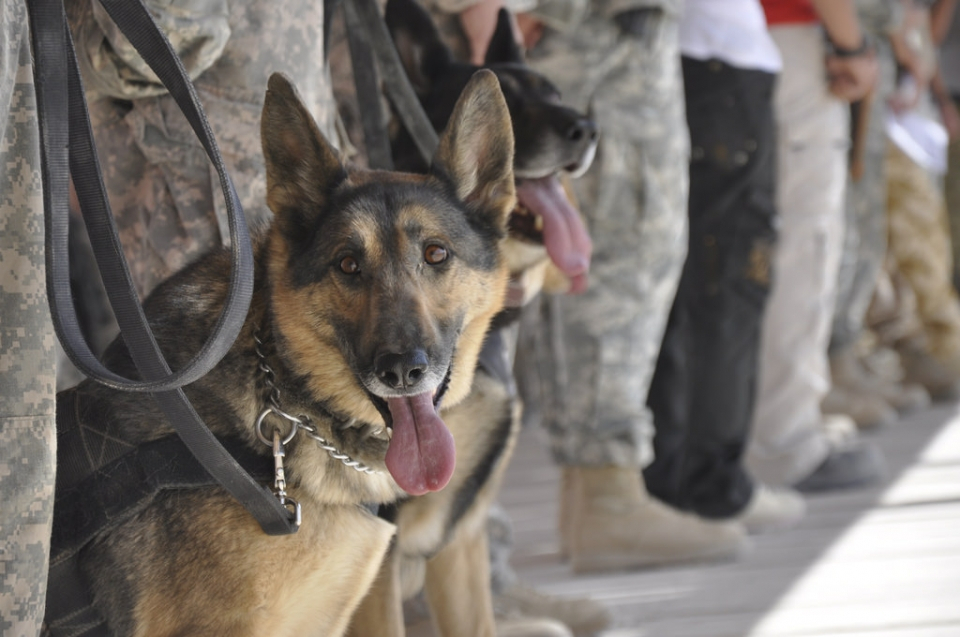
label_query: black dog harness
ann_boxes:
[43,389,277,637]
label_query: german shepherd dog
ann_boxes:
[345,2,599,635]
[56,70,515,637]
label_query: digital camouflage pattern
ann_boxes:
[1,2,58,635]
[830,0,901,354]
[68,0,337,297]
[852,0,902,36]
[528,10,688,469]
[529,0,680,33]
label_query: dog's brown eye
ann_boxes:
[339,256,360,274]
[424,245,448,265]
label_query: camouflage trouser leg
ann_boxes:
[886,142,960,362]
[486,502,518,595]
[1,4,57,635]
[829,39,896,355]
[528,15,689,470]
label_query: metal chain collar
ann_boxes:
[253,331,381,484]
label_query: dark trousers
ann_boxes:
[643,57,778,519]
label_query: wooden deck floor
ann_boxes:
[498,401,960,637]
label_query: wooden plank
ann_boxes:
[496,401,960,637]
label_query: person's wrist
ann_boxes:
[828,33,874,58]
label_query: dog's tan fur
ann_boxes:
[66,70,515,637]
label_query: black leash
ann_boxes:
[28,0,298,633]
[342,0,439,168]
[343,0,395,170]
[27,0,297,538]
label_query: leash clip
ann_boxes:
[271,428,302,528]
[256,407,302,527]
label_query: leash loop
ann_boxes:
[256,407,301,447]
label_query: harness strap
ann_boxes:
[44,390,276,637]
[476,327,518,398]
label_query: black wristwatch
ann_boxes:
[828,33,874,58]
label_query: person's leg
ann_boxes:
[747,24,879,488]
[645,58,777,520]
[531,13,746,572]
[0,4,58,633]
[531,12,687,475]
[945,95,960,291]
[886,141,960,396]
[825,36,926,425]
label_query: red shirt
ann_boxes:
[761,0,819,26]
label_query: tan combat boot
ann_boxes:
[496,617,574,637]
[821,385,898,430]
[494,583,610,637]
[828,346,928,417]
[897,337,960,400]
[822,349,900,429]
[562,466,748,574]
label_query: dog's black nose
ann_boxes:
[567,118,599,144]
[375,350,429,390]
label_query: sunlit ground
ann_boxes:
[502,404,960,637]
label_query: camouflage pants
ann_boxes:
[746,25,849,486]
[62,0,337,387]
[1,3,57,636]
[72,0,337,299]
[527,14,689,469]
[830,38,897,354]
[886,142,960,363]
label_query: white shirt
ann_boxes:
[679,0,783,73]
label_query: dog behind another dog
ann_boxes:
[47,70,516,637]
[344,2,601,636]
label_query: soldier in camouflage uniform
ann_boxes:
[823,0,931,430]
[68,0,338,299]
[528,1,687,471]
[1,3,58,636]
[830,0,900,363]
[516,0,752,573]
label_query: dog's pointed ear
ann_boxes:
[431,69,515,230]
[261,72,346,229]
[484,9,524,65]
[385,0,453,95]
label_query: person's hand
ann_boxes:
[516,12,544,50]
[888,74,923,113]
[939,94,960,142]
[460,0,523,64]
[612,7,662,40]
[825,49,879,102]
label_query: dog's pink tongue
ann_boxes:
[385,393,456,495]
[516,175,592,293]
